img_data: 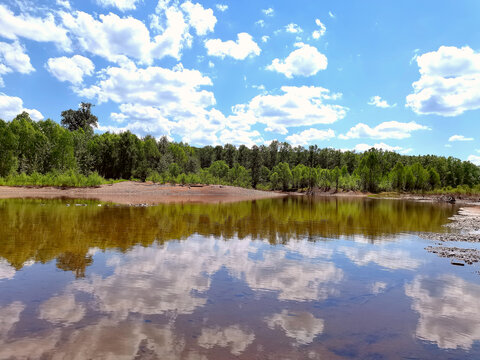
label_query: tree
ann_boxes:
[273,162,292,191]
[0,119,18,176]
[391,161,405,191]
[61,103,98,133]
[357,149,381,192]
[428,167,441,190]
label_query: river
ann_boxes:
[0,197,478,359]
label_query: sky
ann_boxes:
[0,0,479,164]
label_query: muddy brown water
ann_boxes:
[0,197,478,359]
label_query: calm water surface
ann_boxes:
[0,197,478,359]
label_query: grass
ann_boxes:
[0,170,112,188]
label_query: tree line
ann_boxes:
[0,103,479,192]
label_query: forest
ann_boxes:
[0,103,479,193]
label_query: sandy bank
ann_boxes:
[0,181,286,205]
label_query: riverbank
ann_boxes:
[0,181,286,204]
[420,206,480,266]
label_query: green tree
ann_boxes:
[273,162,292,191]
[61,103,98,133]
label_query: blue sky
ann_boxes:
[1,0,479,164]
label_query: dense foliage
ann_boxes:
[1,105,479,192]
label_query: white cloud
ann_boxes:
[0,4,70,50]
[180,1,217,36]
[219,128,263,147]
[339,121,429,140]
[229,86,346,135]
[312,19,326,39]
[0,41,34,86]
[62,3,207,65]
[56,0,71,9]
[205,33,261,60]
[267,43,327,78]
[46,55,94,85]
[255,19,265,28]
[370,281,387,295]
[0,93,43,121]
[285,23,303,33]
[78,63,226,144]
[467,155,480,165]
[368,95,396,108]
[216,4,228,12]
[406,46,480,116]
[96,0,141,11]
[60,11,157,64]
[262,8,274,16]
[329,11,335,18]
[0,301,24,340]
[261,35,270,43]
[448,135,474,142]
[286,128,335,146]
[352,143,405,153]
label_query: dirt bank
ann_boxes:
[0,181,286,205]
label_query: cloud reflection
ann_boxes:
[405,274,480,350]
[265,310,324,344]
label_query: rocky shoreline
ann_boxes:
[420,206,480,266]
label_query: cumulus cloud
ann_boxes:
[0,5,70,50]
[285,23,303,33]
[46,55,94,85]
[216,4,228,12]
[229,86,346,135]
[368,95,396,108]
[350,143,410,153]
[61,2,213,65]
[96,0,141,11]
[262,8,274,16]
[56,0,71,9]
[406,46,480,116]
[219,128,263,147]
[267,43,327,78]
[77,63,227,144]
[285,128,335,146]
[180,1,217,36]
[339,121,429,140]
[448,135,474,142]
[0,41,34,86]
[312,19,326,39]
[0,93,43,121]
[262,35,270,43]
[60,11,162,64]
[205,33,261,60]
[467,155,480,165]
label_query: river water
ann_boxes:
[0,197,478,359]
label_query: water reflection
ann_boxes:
[265,310,325,345]
[1,197,479,359]
[405,274,480,350]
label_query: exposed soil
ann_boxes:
[0,181,287,205]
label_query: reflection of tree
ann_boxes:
[56,252,93,278]
[0,197,456,275]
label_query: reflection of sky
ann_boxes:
[406,274,480,350]
[1,233,480,358]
